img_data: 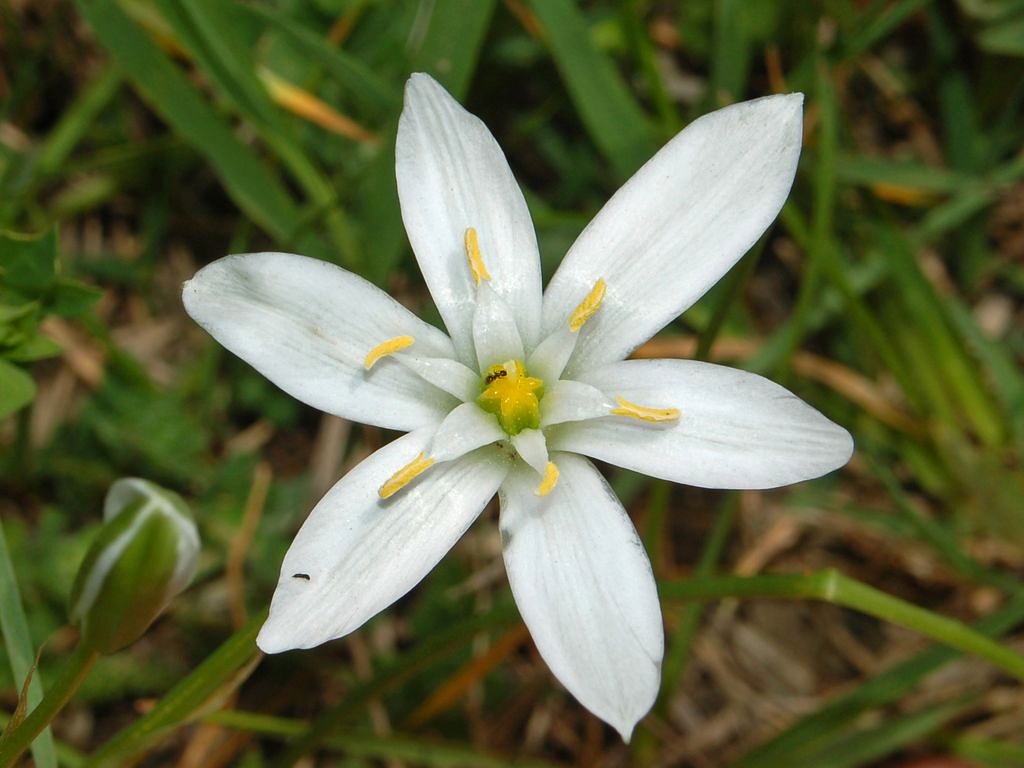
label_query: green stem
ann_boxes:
[661,570,1024,682]
[0,642,98,768]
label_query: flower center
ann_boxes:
[477,360,544,435]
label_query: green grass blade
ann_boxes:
[873,226,1004,446]
[803,697,972,768]
[206,711,563,768]
[952,736,1024,768]
[663,570,1024,681]
[351,0,499,283]
[149,0,360,268]
[76,0,330,259]
[524,0,658,180]
[410,0,496,98]
[239,4,398,114]
[732,593,1024,767]
[913,152,1024,245]
[655,495,738,716]
[271,602,519,768]
[843,0,932,58]
[84,614,264,768]
[36,68,122,177]
[834,154,969,194]
[710,0,755,103]
[765,57,837,374]
[0,521,57,768]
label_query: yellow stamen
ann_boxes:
[464,227,491,286]
[568,279,606,332]
[379,452,435,499]
[364,335,415,369]
[610,395,680,423]
[536,461,559,496]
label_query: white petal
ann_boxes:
[473,282,525,371]
[396,74,543,364]
[499,455,663,740]
[540,379,612,427]
[429,402,504,462]
[395,353,479,402]
[510,428,548,476]
[526,324,578,383]
[183,252,457,431]
[552,359,853,489]
[258,430,509,652]
[541,95,804,375]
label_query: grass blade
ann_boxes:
[0,521,57,768]
[76,0,330,259]
[524,0,657,180]
[84,614,263,768]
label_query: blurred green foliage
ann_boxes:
[1,0,1024,765]
[0,230,99,418]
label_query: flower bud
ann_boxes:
[69,478,199,653]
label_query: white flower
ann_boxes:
[183,74,853,739]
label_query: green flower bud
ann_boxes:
[69,478,199,654]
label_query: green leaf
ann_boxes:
[0,229,57,297]
[49,278,102,318]
[0,358,35,418]
[0,301,39,325]
[4,333,61,363]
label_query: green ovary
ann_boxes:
[477,360,544,435]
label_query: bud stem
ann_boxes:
[0,642,99,768]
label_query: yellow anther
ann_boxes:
[568,279,606,332]
[536,461,559,497]
[610,396,680,423]
[379,452,435,499]
[464,227,491,286]
[364,335,415,369]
